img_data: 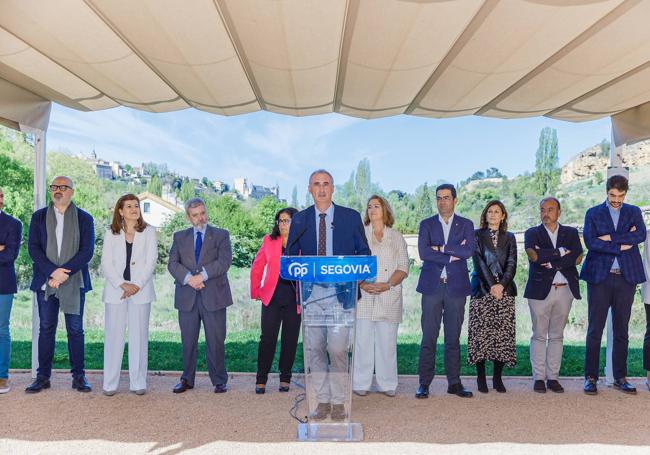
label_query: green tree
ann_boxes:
[291,185,299,208]
[415,182,434,221]
[534,127,560,196]
[147,175,163,197]
[178,179,195,202]
[0,153,34,286]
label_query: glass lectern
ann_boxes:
[280,255,377,442]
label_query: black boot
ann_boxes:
[493,361,506,393]
[476,361,488,393]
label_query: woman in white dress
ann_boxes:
[101,194,157,395]
[354,195,409,397]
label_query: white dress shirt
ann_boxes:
[440,213,454,279]
[543,224,568,285]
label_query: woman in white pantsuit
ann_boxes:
[354,195,409,397]
[101,194,157,396]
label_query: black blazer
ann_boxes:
[524,224,582,300]
[470,228,517,298]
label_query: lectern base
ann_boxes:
[297,422,363,442]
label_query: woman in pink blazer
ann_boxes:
[250,207,300,394]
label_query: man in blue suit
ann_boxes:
[26,176,95,394]
[287,169,370,421]
[524,197,583,394]
[581,175,646,395]
[0,187,22,394]
[416,184,475,398]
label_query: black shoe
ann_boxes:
[533,380,546,393]
[173,379,193,394]
[447,383,473,398]
[25,378,51,394]
[214,383,228,393]
[492,377,506,393]
[583,377,598,395]
[477,376,488,394]
[613,379,637,395]
[415,384,429,399]
[255,384,266,394]
[279,382,290,392]
[546,379,564,393]
[72,376,92,393]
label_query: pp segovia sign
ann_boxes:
[280,256,377,283]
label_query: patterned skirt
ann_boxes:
[467,293,516,366]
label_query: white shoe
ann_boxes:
[383,390,396,397]
[132,389,146,395]
[102,389,116,396]
[0,378,11,394]
[353,390,367,397]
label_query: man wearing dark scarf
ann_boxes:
[25,176,95,393]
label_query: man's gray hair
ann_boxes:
[184,197,206,213]
[539,196,561,211]
[52,175,74,188]
[309,169,334,185]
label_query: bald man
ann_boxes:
[26,176,95,394]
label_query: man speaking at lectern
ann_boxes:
[286,169,370,421]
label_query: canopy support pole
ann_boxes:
[21,126,47,379]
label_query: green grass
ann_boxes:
[8,329,646,376]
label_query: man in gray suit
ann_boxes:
[168,198,233,393]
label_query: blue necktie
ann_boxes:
[195,231,203,264]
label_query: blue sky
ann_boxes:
[48,103,612,200]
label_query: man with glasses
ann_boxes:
[416,184,475,399]
[25,176,95,393]
[0,187,22,394]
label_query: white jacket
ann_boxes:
[101,225,158,304]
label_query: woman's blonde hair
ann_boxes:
[363,194,395,227]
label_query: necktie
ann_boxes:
[195,231,203,264]
[318,213,327,256]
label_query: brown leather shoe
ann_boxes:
[331,404,347,421]
[310,402,331,421]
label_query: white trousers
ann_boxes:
[528,286,573,381]
[353,319,399,392]
[103,300,151,392]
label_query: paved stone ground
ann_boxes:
[1,372,650,454]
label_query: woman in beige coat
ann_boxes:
[354,195,409,397]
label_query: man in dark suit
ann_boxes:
[168,198,233,394]
[581,175,646,395]
[26,176,95,393]
[286,169,370,421]
[524,197,582,394]
[0,187,22,394]
[416,184,475,399]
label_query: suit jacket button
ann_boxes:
[131,262,135,265]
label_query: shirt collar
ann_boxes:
[439,213,454,225]
[193,225,207,236]
[605,199,621,212]
[544,223,560,235]
[316,203,334,217]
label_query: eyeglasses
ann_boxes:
[49,185,72,192]
[277,219,292,225]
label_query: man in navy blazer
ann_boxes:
[26,176,94,394]
[0,187,22,394]
[581,175,646,395]
[524,197,582,393]
[286,169,370,422]
[416,184,475,399]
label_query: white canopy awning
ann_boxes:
[1,0,650,127]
